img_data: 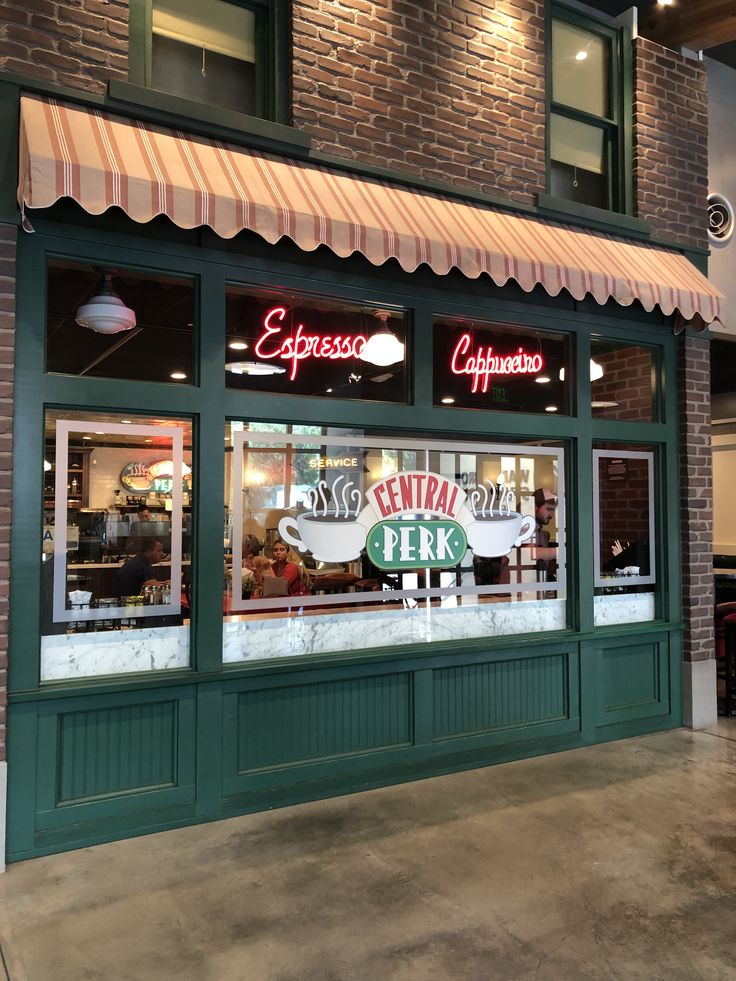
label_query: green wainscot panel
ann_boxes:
[34,688,196,833]
[433,653,570,740]
[595,636,670,727]
[231,673,412,773]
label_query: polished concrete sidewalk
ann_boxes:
[1,723,736,981]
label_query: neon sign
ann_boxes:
[450,333,544,394]
[255,307,367,381]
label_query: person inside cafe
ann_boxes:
[114,538,166,597]
[270,538,309,597]
[531,487,558,581]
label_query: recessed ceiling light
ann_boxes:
[228,340,248,351]
[170,371,187,380]
[441,396,455,405]
[575,50,588,61]
[657,0,673,6]
[144,438,153,443]
[591,401,619,409]
[545,405,558,413]
[535,376,551,384]
[325,388,333,394]
[82,435,92,440]
[121,419,132,424]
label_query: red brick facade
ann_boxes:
[0,0,128,95]
[634,37,709,251]
[291,0,547,205]
[0,224,16,763]
[679,333,713,664]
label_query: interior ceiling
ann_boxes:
[587,1,736,70]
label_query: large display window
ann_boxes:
[41,410,193,680]
[224,423,566,662]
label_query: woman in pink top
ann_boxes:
[270,538,307,596]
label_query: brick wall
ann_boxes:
[679,333,713,663]
[633,37,708,251]
[592,347,653,423]
[0,224,15,762]
[291,0,547,205]
[0,0,128,95]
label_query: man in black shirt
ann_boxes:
[115,539,165,597]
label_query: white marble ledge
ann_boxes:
[594,592,655,626]
[223,598,567,663]
[41,625,190,681]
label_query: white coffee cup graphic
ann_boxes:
[278,513,366,562]
[466,512,535,557]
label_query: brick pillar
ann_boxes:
[678,332,715,727]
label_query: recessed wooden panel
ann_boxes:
[236,674,411,772]
[433,654,569,740]
[600,642,659,713]
[57,701,177,804]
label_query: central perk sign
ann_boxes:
[278,470,536,568]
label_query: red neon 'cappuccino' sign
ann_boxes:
[450,333,544,394]
[255,307,367,381]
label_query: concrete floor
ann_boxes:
[1,724,736,981]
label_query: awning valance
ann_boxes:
[18,94,722,327]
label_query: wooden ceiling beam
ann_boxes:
[641,0,736,51]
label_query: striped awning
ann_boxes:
[18,94,722,327]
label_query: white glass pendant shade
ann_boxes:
[75,274,136,335]
[559,358,604,382]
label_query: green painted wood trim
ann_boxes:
[536,193,650,239]
[107,80,308,153]
[0,80,20,224]
[575,330,594,633]
[127,0,152,87]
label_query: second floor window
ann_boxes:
[549,11,624,212]
[150,0,268,117]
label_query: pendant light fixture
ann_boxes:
[559,359,604,382]
[359,310,405,367]
[75,273,136,335]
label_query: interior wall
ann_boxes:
[707,57,736,337]
[712,434,736,552]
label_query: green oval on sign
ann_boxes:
[367,519,467,570]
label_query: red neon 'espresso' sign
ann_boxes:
[255,307,367,381]
[450,333,544,394]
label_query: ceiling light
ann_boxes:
[535,375,551,384]
[325,388,333,393]
[75,273,136,335]
[94,431,104,435]
[657,0,674,6]
[121,419,132,424]
[225,361,286,376]
[575,51,588,61]
[228,340,248,351]
[441,396,455,405]
[559,359,604,382]
[591,401,619,409]
[44,459,52,472]
[144,438,153,443]
[359,311,405,367]
[82,436,92,441]
[170,371,187,380]
[545,405,558,413]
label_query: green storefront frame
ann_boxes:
[6,213,683,862]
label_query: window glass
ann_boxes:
[46,261,194,384]
[591,341,655,421]
[42,410,193,680]
[152,0,257,115]
[226,286,409,403]
[593,446,656,626]
[550,115,607,210]
[223,423,567,664]
[552,19,609,118]
[433,316,570,414]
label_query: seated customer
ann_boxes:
[115,538,165,597]
[270,538,309,597]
